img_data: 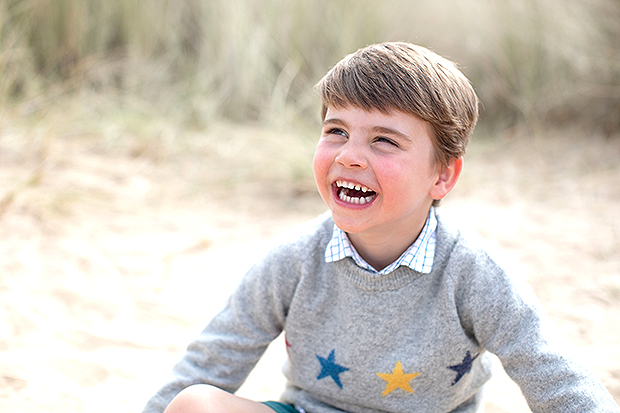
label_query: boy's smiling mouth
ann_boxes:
[334,180,377,205]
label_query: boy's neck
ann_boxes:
[346,209,431,272]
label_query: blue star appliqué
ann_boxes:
[316,349,349,389]
[448,351,479,386]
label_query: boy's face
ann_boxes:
[313,106,447,244]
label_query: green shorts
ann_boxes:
[262,401,299,413]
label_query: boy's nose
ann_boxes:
[335,143,367,169]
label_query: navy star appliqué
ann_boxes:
[316,349,349,388]
[448,351,479,385]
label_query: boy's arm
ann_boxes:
[458,253,620,412]
[141,246,302,413]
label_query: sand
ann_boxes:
[1,128,619,412]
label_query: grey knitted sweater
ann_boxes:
[142,213,619,413]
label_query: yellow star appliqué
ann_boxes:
[376,361,421,397]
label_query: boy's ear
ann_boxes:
[430,157,463,201]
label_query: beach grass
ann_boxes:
[2,0,618,136]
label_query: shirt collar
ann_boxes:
[325,207,437,275]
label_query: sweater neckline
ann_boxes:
[328,217,456,292]
[334,258,426,291]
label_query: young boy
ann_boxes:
[142,43,619,413]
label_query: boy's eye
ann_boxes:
[327,128,347,137]
[374,137,398,147]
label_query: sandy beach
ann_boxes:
[1,126,619,412]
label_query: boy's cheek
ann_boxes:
[312,149,331,181]
[312,157,327,192]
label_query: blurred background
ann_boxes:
[2,0,619,134]
[1,0,619,412]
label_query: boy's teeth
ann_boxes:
[337,189,375,204]
[336,180,371,193]
[335,181,376,204]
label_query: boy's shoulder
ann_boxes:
[435,213,511,279]
[235,212,334,294]
[435,212,538,301]
[435,213,486,256]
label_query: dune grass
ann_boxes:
[2,0,618,218]
[1,0,619,208]
[2,0,619,134]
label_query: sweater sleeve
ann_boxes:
[455,242,620,412]
[141,244,303,413]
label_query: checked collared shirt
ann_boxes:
[324,207,437,275]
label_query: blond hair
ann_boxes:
[316,42,479,171]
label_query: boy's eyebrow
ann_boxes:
[323,118,412,142]
[322,117,347,127]
[371,126,412,142]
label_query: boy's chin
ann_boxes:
[330,214,369,235]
